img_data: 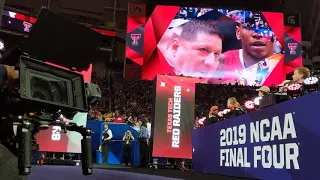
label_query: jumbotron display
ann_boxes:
[126,4,302,86]
[152,75,195,159]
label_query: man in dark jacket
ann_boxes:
[225,97,246,119]
[204,106,220,126]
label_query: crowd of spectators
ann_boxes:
[195,83,258,117]
[90,75,111,113]
[176,7,213,19]
[89,74,262,129]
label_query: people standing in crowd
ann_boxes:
[279,67,310,92]
[146,118,152,138]
[133,118,141,132]
[256,86,270,97]
[127,114,134,126]
[139,120,149,167]
[204,106,219,126]
[113,110,123,123]
[178,8,187,18]
[122,130,134,166]
[91,74,277,129]
[187,7,195,18]
[101,123,113,164]
[292,67,310,84]
[225,97,245,119]
[245,12,255,27]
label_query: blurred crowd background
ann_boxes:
[89,74,271,129]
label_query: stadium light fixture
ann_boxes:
[244,100,255,111]
[287,83,302,98]
[0,40,5,51]
[303,76,319,93]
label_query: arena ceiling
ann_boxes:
[2,0,318,53]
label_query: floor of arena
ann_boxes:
[27,164,252,180]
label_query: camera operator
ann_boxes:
[122,130,134,166]
[204,106,219,126]
[139,120,149,167]
[256,86,270,97]
[101,123,113,164]
[225,97,246,119]
[0,64,26,180]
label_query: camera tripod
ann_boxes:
[11,111,93,175]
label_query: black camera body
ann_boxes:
[0,8,105,176]
[0,55,95,175]
[4,55,88,115]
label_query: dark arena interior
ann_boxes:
[0,0,318,179]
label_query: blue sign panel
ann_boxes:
[192,92,320,180]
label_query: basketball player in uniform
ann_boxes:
[220,23,282,85]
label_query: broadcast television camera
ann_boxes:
[0,8,104,176]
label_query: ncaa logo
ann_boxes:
[131,34,141,45]
[288,43,298,55]
[133,6,142,14]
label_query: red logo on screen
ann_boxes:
[288,43,298,55]
[131,34,141,45]
[23,21,32,32]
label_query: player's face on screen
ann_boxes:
[236,26,274,60]
[170,32,222,77]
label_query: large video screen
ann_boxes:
[125,5,302,86]
[152,75,195,159]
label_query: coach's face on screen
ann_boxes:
[236,25,274,65]
[168,20,223,78]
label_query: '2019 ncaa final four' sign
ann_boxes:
[192,92,320,180]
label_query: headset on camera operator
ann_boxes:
[225,97,246,119]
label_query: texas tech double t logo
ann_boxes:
[131,34,141,46]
